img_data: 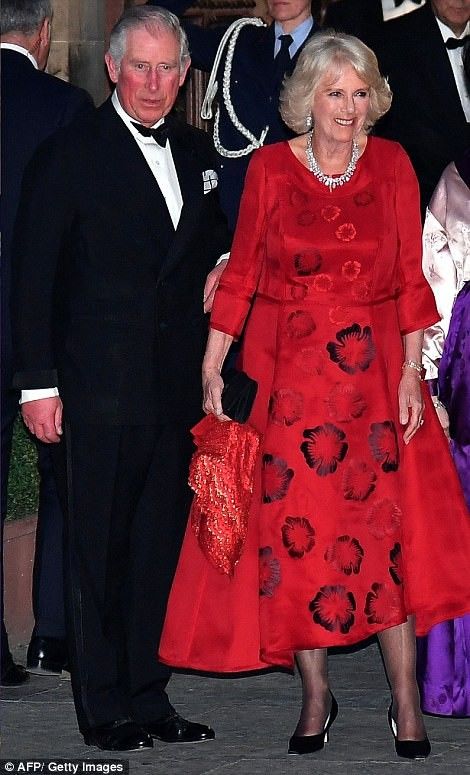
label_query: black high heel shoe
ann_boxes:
[288,692,338,755]
[387,703,431,760]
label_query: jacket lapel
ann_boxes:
[98,100,175,219]
[412,5,468,125]
[157,121,205,282]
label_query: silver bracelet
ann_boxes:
[402,360,424,380]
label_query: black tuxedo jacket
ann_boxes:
[12,99,231,426]
[374,2,470,210]
[149,0,318,229]
[323,0,385,46]
[1,49,92,377]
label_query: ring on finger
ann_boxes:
[418,417,424,426]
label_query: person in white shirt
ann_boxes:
[11,5,231,752]
[375,0,470,214]
[1,0,92,688]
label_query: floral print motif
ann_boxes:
[259,547,281,597]
[325,535,364,576]
[365,582,402,625]
[270,389,304,426]
[281,516,315,558]
[368,421,399,472]
[298,210,316,226]
[351,280,370,301]
[342,260,361,280]
[301,423,348,476]
[262,454,294,503]
[294,347,327,376]
[335,223,357,242]
[367,498,402,539]
[325,383,367,422]
[309,585,356,634]
[285,310,316,338]
[313,274,333,292]
[321,205,341,222]
[342,460,377,501]
[327,323,376,374]
[329,306,353,326]
[389,543,403,585]
[354,191,374,207]
[294,250,322,276]
[290,283,308,300]
[290,188,309,208]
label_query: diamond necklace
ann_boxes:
[305,131,360,192]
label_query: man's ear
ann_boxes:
[39,16,51,48]
[179,57,191,87]
[105,52,119,84]
[34,16,51,70]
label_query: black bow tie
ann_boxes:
[445,34,470,49]
[394,0,421,6]
[131,121,169,146]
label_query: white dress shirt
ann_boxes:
[435,17,470,121]
[21,91,229,404]
[0,42,38,68]
[112,91,183,228]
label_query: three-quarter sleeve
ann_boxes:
[393,146,439,336]
[210,150,268,338]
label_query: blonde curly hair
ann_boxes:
[280,30,392,135]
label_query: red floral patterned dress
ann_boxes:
[159,138,470,672]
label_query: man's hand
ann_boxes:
[22,396,63,443]
[203,259,228,313]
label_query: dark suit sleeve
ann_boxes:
[197,128,232,255]
[147,0,227,71]
[60,86,95,126]
[11,134,72,388]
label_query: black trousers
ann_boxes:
[52,421,195,732]
[32,442,66,639]
[1,379,18,668]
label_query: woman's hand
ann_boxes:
[433,401,450,439]
[202,369,230,421]
[399,372,424,444]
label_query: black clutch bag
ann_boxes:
[221,368,258,423]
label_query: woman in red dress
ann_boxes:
[160,32,470,759]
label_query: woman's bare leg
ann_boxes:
[294,648,331,735]
[377,617,427,740]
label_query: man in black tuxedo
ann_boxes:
[12,5,230,752]
[0,0,92,687]
[374,0,470,212]
[323,0,425,44]
[150,0,318,231]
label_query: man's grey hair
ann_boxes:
[0,0,52,36]
[108,6,190,72]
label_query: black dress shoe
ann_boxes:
[0,661,30,687]
[83,720,153,752]
[288,692,338,755]
[387,703,431,760]
[27,636,69,675]
[144,712,215,743]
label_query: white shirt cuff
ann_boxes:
[20,387,59,404]
[216,252,230,266]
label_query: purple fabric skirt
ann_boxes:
[417,282,470,716]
